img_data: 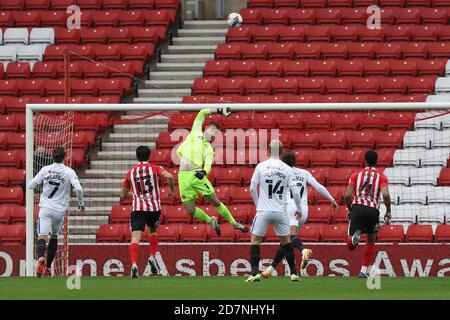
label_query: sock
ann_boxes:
[193,207,212,223]
[362,242,376,272]
[346,236,356,251]
[149,234,158,257]
[37,239,46,259]
[290,235,305,252]
[282,243,297,275]
[270,246,286,268]
[250,245,260,276]
[215,203,235,224]
[46,237,58,268]
[129,242,139,266]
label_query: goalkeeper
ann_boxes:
[177,107,249,236]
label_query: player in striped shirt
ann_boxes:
[344,150,392,278]
[121,145,175,278]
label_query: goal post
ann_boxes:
[25,102,450,277]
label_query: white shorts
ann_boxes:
[37,207,65,237]
[287,201,308,228]
[250,211,290,237]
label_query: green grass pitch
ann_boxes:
[0,277,449,300]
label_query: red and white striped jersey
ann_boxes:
[123,162,165,212]
[348,167,388,209]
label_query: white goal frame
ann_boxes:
[25,102,450,276]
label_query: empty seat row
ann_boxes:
[204,59,446,78]
[182,93,427,104]
[393,147,450,167]
[403,129,450,148]
[240,7,450,25]
[0,60,144,79]
[44,44,154,61]
[0,148,86,168]
[149,147,396,168]
[158,128,407,149]
[216,42,450,60]
[247,0,449,9]
[169,110,416,130]
[389,186,450,205]
[96,222,450,243]
[227,25,450,43]
[0,9,176,28]
[0,28,54,45]
[0,78,133,97]
[0,223,25,244]
[0,205,25,223]
[0,168,25,187]
[0,132,25,149]
[0,45,47,63]
[384,166,443,186]
[0,0,180,11]
[414,111,450,130]
[55,26,167,45]
[192,76,437,96]
[382,204,450,224]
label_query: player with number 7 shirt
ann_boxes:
[121,145,175,278]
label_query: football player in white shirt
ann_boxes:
[262,150,339,277]
[28,147,85,276]
[245,141,303,282]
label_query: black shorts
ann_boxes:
[348,205,380,235]
[130,211,161,232]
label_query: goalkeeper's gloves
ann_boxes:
[194,169,207,180]
[217,107,231,117]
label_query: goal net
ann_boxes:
[25,103,450,276]
[32,111,74,276]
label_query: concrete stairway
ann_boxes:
[68,115,170,243]
[134,20,227,104]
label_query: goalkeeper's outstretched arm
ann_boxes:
[191,107,232,134]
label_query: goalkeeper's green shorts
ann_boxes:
[178,170,215,204]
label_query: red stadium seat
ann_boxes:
[96,224,125,242]
[333,25,358,42]
[310,150,337,167]
[439,168,450,186]
[110,205,131,224]
[209,223,237,242]
[0,80,19,96]
[332,206,349,223]
[289,8,316,24]
[245,78,272,95]
[163,206,192,224]
[157,131,183,148]
[434,225,450,243]
[129,0,154,9]
[420,8,448,24]
[256,60,283,77]
[229,61,256,77]
[278,26,305,42]
[240,8,263,24]
[0,151,24,168]
[301,0,326,7]
[15,11,41,27]
[298,224,321,242]
[353,78,379,95]
[0,187,23,204]
[103,0,129,9]
[247,0,274,8]
[10,206,25,224]
[222,204,250,224]
[19,79,45,97]
[149,149,172,167]
[298,78,326,94]
[71,79,97,96]
[262,8,290,25]
[227,26,252,43]
[315,8,342,24]
[241,43,268,60]
[122,44,153,61]
[214,167,243,185]
[81,28,107,44]
[375,43,402,59]
[274,0,301,7]
[32,62,57,79]
[0,0,25,10]
[6,132,25,149]
[380,77,407,95]
[0,115,20,132]
[180,224,209,242]
[268,43,295,59]
[229,186,253,204]
[416,60,446,77]
[319,131,347,149]
[217,78,245,95]
[157,224,181,242]
[95,44,122,61]
[376,148,396,167]
[321,224,347,242]
[215,44,241,60]
[337,150,364,167]
[308,205,332,223]
[327,168,355,185]
[375,130,406,148]
[406,225,433,242]
[407,77,436,94]
[428,43,450,59]
[326,78,352,95]
[377,225,405,242]
[78,0,101,9]
[6,63,30,79]
[118,10,145,26]
[412,26,439,42]
[0,168,9,186]
[0,224,25,244]
[348,43,375,59]
[305,25,332,42]
[41,11,67,27]
[0,206,10,224]
[192,78,218,96]
[143,10,172,27]
[292,132,319,149]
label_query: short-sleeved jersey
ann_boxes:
[29,163,82,213]
[123,162,165,212]
[251,158,298,213]
[348,167,388,209]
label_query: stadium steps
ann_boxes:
[134,20,227,104]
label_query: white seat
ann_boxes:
[3,28,29,45]
[428,187,450,204]
[435,77,450,94]
[403,130,434,148]
[426,94,450,102]
[442,114,450,129]
[393,149,421,167]
[410,167,442,185]
[16,45,44,62]
[395,186,431,205]
[389,204,418,223]
[431,130,450,148]
[384,167,411,185]
[414,111,442,130]
[417,204,447,224]
[0,46,17,64]
[29,28,55,45]
[420,148,450,167]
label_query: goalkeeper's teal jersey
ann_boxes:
[176,109,215,174]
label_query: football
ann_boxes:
[227,12,243,27]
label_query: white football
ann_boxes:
[227,12,243,27]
